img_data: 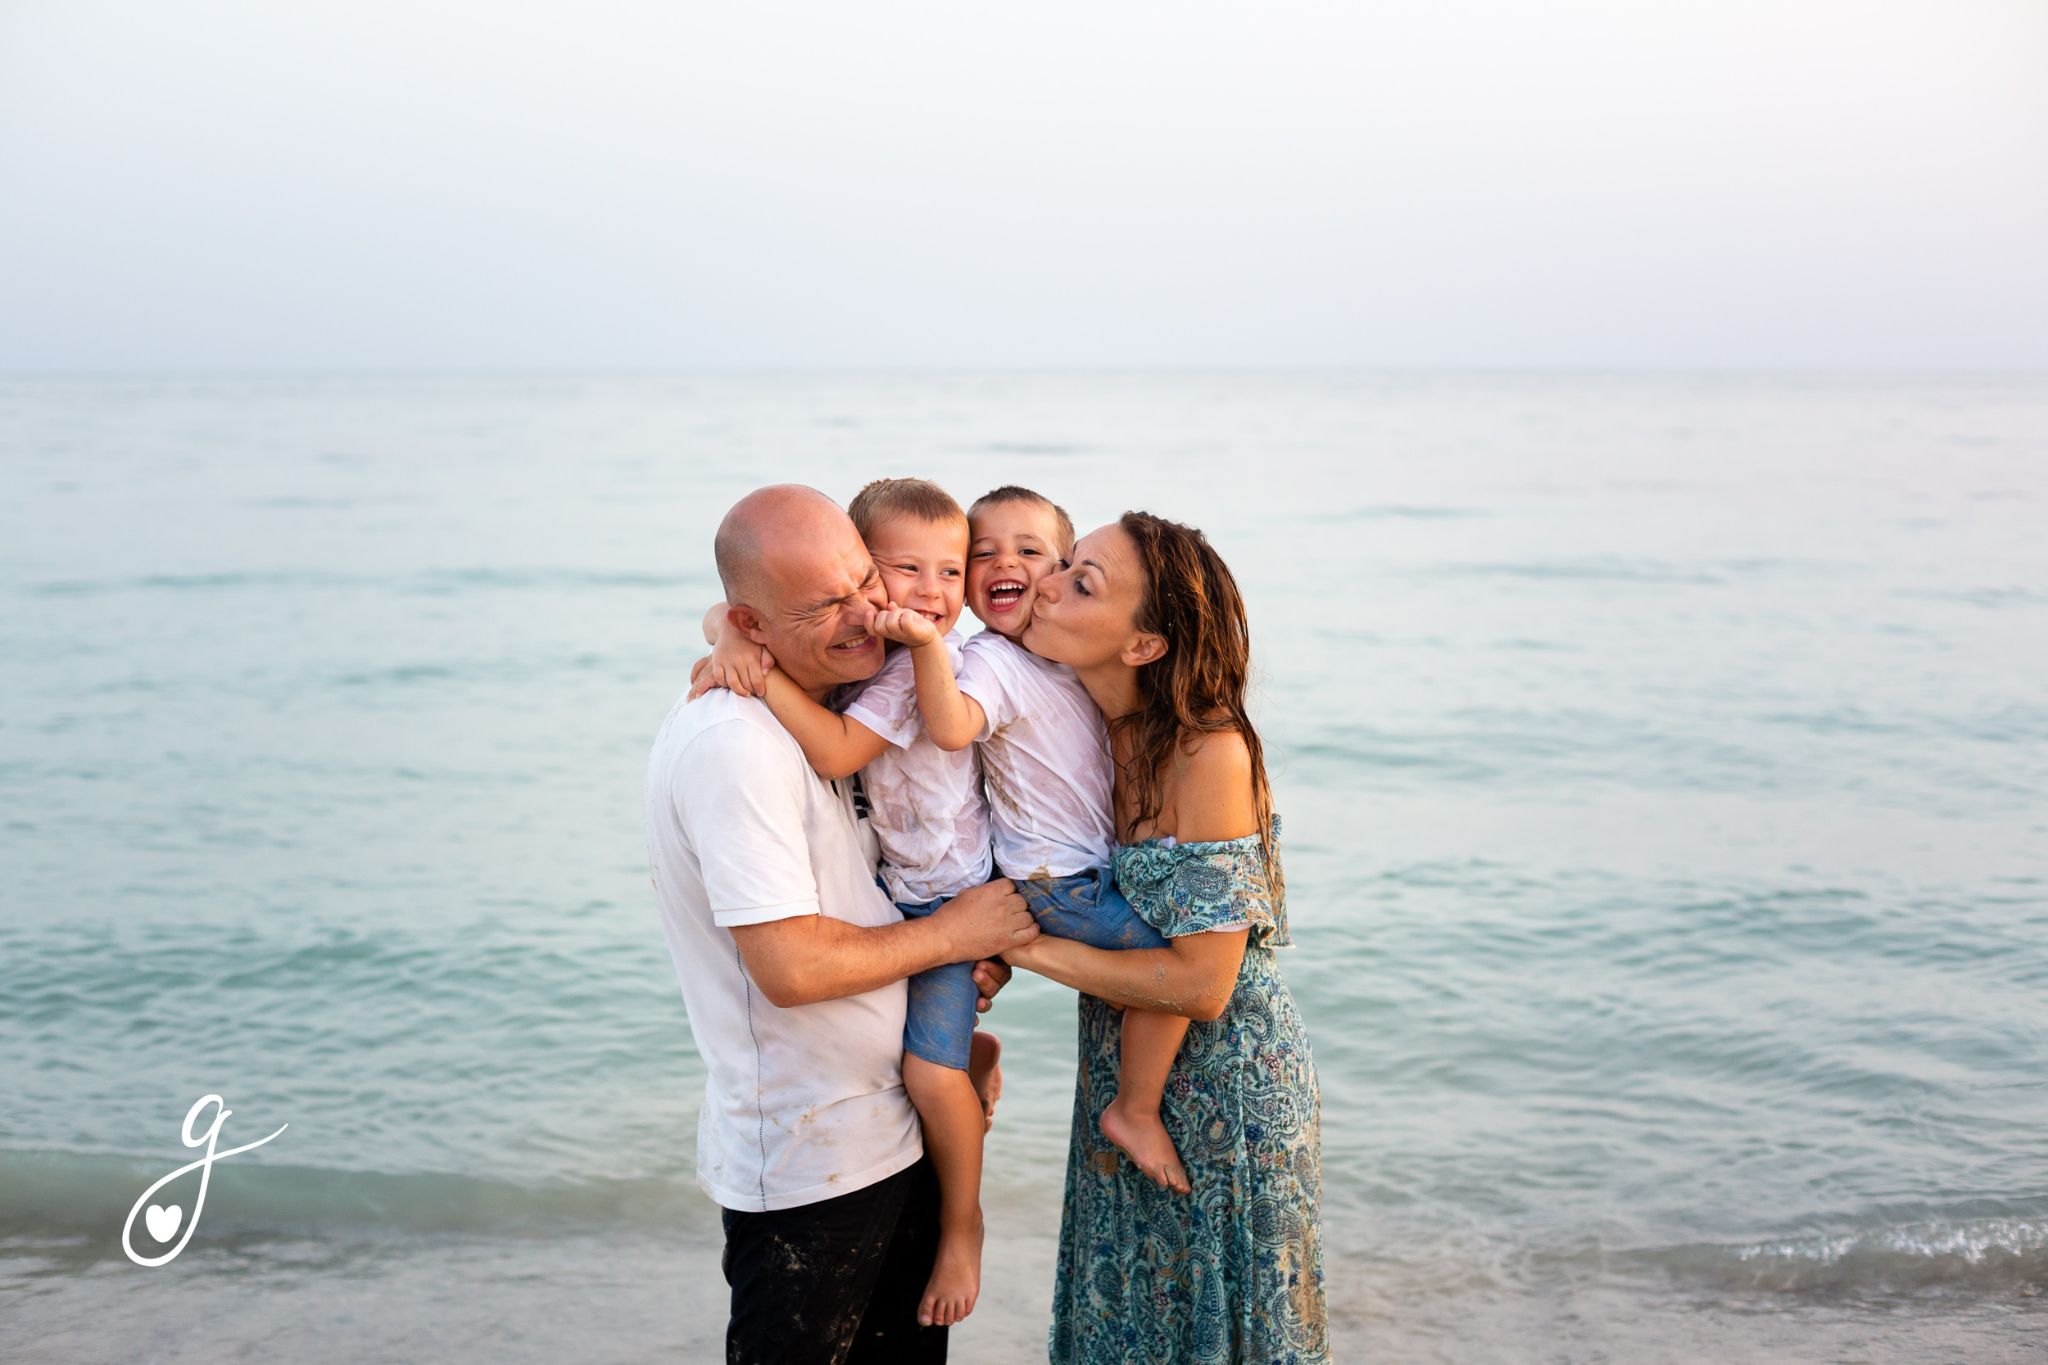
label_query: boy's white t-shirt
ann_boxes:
[841,630,994,906]
[644,689,923,1213]
[955,631,1116,878]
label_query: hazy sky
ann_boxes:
[3,1,2045,371]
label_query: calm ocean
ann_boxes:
[2,372,2044,1362]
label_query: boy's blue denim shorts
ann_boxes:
[899,867,1167,1071]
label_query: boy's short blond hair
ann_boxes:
[848,478,968,543]
[968,485,1076,558]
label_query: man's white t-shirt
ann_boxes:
[841,631,994,906]
[955,631,1116,879]
[645,689,923,1213]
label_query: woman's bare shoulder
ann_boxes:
[1167,728,1256,841]
[1177,725,1252,776]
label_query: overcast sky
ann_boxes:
[3,1,2044,372]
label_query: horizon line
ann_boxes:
[5,360,2048,382]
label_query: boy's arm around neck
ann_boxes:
[761,669,892,780]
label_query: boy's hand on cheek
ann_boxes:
[870,602,941,648]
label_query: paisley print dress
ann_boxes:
[1049,825,1329,1364]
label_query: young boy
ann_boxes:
[694,478,1000,1331]
[872,485,1194,1198]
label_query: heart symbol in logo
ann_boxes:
[145,1203,183,1242]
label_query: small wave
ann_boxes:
[1287,738,1500,781]
[400,567,701,595]
[26,570,373,597]
[0,1145,714,1242]
[1428,558,1726,586]
[981,440,1086,455]
[22,566,709,601]
[1424,556,1836,587]
[1310,505,1490,523]
[1757,708,1914,737]
[1641,1217,2048,1294]
[1896,585,2048,610]
[240,495,403,511]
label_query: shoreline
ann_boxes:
[7,1202,2046,1364]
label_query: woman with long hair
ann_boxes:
[1004,511,1328,1364]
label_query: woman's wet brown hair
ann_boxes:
[1111,511,1281,892]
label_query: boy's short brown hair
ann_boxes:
[968,485,1076,558]
[847,478,968,543]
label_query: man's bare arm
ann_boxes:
[731,879,1035,1008]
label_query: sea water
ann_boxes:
[2,371,2044,1362]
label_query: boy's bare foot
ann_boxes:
[918,1215,984,1328]
[1100,1096,1190,1194]
[968,1031,1003,1132]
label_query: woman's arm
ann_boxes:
[1006,730,1263,1019]
[1003,929,1247,1020]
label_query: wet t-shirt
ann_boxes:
[955,631,1115,879]
[841,631,994,905]
[645,689,922,1212]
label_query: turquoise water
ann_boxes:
[3,372,2045,1361]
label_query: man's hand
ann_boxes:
[870,602,942,649]
[931,879,1036,962]
[972,959,1012,1013]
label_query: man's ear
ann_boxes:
[726,604,771,647]
[1121,631,1168,668]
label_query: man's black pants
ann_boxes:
[722,1157,948,1365]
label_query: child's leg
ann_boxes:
[968,1029,1002,1132]
[1018,872,1194,1193]
[1100,1009,1193,1194]
[895,892,990,1329]
[902,1052,987,1328]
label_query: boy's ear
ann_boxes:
[1120,631,1168,668]
[726,604,771,646]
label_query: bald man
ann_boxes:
[646,485,1035,1365]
